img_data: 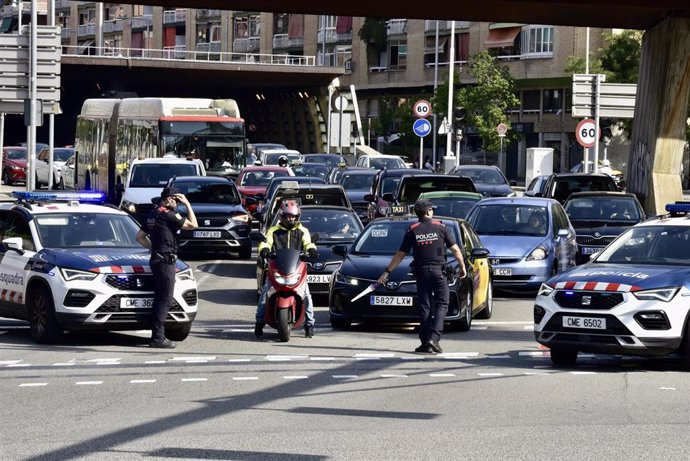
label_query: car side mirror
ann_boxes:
[382,192,395,203]
[332,244,348,257]
[510,180,517,186]
[363,194,374,202]
[557,229,570,237]
[533,192,543,197]
[250,231,266,242]
[471,247,490,259]
[311,232,320,244]
[2,237,24,255]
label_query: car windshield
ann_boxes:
[266,178,325,199]
[565,196,640,222]
[399,178,473,203]
[424,196,480,220]
[458,168,506,184]
[553,178,617,201]
[130,164,199,187]
[172,181,241,204]
[305,155,344,169]
[263,152,301,165]
[240,170,289,186]
[35,213,142,248]
[53,149,74,162]
[369,157,404,169]
[596,225,690,265]
[353,220,459,255]
[340,172,376,191]
[273,209,362,240]
[380,177,401,195]
[292,163,329,179]
[5,149,26,160]
[468,204,549,237]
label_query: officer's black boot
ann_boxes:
[304,325,314,338]
[254,322,265,338]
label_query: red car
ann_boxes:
[2,147,27,185]
[235,165,294,214]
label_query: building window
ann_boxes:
[234,15,260,39]
[388,40,406,70]
[522,90,541,113]
[543,89,562,114]
[274,14,289,35]
[521,25,553,56]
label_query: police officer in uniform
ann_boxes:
[378,199,466,353]
[136,186,198,348]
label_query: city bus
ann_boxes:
[73,97,246,203]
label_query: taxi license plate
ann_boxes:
[370,295,413,306]
[493,267,512,276]
[307,274,331,284]
[562,316,606,330]
[193,231,221,238]
[581,247,600,255]
[120,298,154,309]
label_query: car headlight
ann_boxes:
[632,287,679,302]
[334,272,359,286]
[59,267,98,282]
[537,283,554,297]
[176,268,195,281]
[232,213,250,222]
[526,247,547,261]
[121,200,137,213]
[11,165,22,171]
[274,272,300,285]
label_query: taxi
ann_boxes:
[534,202,690,369]
[0,192,198,343]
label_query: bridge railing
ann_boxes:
[62,45,317,66]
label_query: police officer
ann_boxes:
[136,186,198,348]
[378,199,466,353]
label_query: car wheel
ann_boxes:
[330,315,352,330]
[550,347,578,367]
[165,323,192,342]
[456,288,473,332]
[239,246,252,259]
[475,281,493,319]
[681,319,690,371]
[3,170,12,186]
[28,285,63,344]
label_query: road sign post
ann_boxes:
[413,118,431,168]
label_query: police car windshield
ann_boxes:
[353,220,459,255]
[596,225,690,265]
[34,213,142,248]
[468,204,549,237]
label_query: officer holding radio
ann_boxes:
[378,199,466,354]
[136,186,198,348]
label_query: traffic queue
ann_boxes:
[0,151,688,371]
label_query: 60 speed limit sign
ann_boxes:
[575,118,598,147]
[413,100,432,118]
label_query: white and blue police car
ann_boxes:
[0,192,198,343]
[535,202,690,369]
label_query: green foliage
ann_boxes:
[358,18,388,53]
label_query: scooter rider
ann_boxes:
[278,155,289,167]
[255,200,317,338]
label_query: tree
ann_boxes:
[358,18,388,68]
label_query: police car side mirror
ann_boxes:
[332,244,348,257]
[2,237,24,255]
[471,247,490,259]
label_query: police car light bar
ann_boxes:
[12,191,107,203]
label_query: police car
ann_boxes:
[0,192,198,343]
[534,202,690,369]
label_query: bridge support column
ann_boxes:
[627,17,690,214]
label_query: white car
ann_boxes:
[534,202,690,369]
[258,148,303,166]
[35,146,74,189]
[355,154,407,170]
[119,157,206,225]
[0,191,198,343]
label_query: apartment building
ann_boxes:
[1,2,613,179]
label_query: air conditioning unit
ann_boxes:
[344,60,353,72]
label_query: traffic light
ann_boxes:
[600,118,613,143]
[454,106,466,129]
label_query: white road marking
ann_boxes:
[523,326,534,330]
[660,387,676,391]
[266,355,309,361]
[283,375,309,380]
[194,264,219,287]
[7,363,31,367]
[19,383,47,387]
[171,356,217,362]
[227,359,252,363]
[429,373,456,377]
[523,372,552,375]
[76,381,103,385]
[181,378,208,382]
[130,379,156,384]
[401,356,428,360]
[473,326,488,330]
[441,352,479,358]
[183,359,209,363]
[354,353,395,359]
[233,377,259,381]
[309,357,337,361]
[478,372,504,377]
[1,360,22,366]
[144,360,166,364]
[570,371,597,375]
[519,351,549,357]
[52,363,76,366]
[381,374,407,378]
[332,375,359,379]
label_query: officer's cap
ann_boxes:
[160,186,182,199]
[414,198,437,213]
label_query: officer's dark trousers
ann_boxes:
[416,265,449,344]
[150,254,176,342]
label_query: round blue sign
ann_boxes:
[413,118,431,137]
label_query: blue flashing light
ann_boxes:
[12,191,107,203]
[665,202,690,215]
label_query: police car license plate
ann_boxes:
[370,295,413,306]
[390,206,406,214]
[307,274,331,284]
[581,247,600,255]
[120,298,154,309]
[193,231,221,238]
[562,316,606,330]
[493,267,512,276]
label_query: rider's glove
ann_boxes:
[260,248,270,259]
[307,248,318,259]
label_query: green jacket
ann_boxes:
[258,222,316,253]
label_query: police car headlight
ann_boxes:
[537,283,554,297]
[122,200,137,214]
[59,267,98,282]
[632,287,679,302]
[176,268,195,281]
[334,272,358,286]
[526,247,547,261]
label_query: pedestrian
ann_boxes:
[377,198,467,353]
[136,186,198,348]
[255,200,317,338]
[424,156,434,171]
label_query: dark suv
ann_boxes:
[536,173,619,204]
[388,174,477,214]
[364,168,428,221]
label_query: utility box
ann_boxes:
[525,147,553,186]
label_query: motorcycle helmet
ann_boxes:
[278,155,289,167]
[279,200,301,230]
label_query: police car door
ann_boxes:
[0,211,36,318]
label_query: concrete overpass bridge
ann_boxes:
[62,1,690,212]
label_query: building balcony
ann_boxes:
[196,41,220,53]
[60,28,71,40]
[233,36,260,53]
[273,33,288,49]
[163,44,186,59]
[163,9,186,25]
[336,31,352,42]
[77,23,95,37]
[132,15,152,30]
[386,19,406,35]
[317,27,337,43]
[55,0,71,10]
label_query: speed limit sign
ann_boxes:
[413,100,432,119]
[575,118,597,147]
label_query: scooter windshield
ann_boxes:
[273,248,302,275]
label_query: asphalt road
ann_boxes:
[1,249,689,461]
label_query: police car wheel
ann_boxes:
[550,347,578,367]
[28,285,63,344]
[456,289,473,332]
[165,323,191,342]
[475,282,493,320]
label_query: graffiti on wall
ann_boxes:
[627,139,650,202]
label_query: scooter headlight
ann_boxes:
[273,272,300,286]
